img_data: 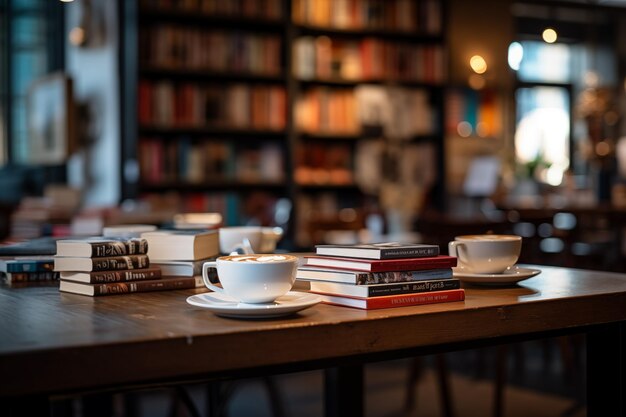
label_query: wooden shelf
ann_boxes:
[139,67,285,84]
[297,183,361,191]
[139,9,285,31]
[294,24,443,42]
[297,78,445,89]
[140,180,288,192]
[123,0,447,242]
[139,126,287,139]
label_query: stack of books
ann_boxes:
[55,237,188,296]
[141,229,220,286]
[0,256,59,284]
[297,243,464,309]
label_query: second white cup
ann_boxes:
[448,234,522,274]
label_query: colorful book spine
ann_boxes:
[59,276,199,296]
[54,255,150,272]
[3,259,55,273]
[319,288,466,310]
[60,267,162,284]
[309,278,461,297]
[4,271,60,283]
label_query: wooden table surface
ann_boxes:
[1,265,626,410]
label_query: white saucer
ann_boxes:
[186,291,322,319]
[452,266,541,285]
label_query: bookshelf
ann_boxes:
[120,0,447,248]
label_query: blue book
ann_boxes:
[0,257,55,273]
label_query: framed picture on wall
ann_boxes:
[25,72,76,165]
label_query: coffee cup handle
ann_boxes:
[202,262,223,293]
[448,241,461,258]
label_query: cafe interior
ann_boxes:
[1,0,626,416]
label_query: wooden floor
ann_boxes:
[131,341,586,417]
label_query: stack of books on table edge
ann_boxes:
[298,242,464,309]
[141,229,221,285]
[54,237,198,296]
[0,256,59,284]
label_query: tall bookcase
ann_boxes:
[120,0,447,249]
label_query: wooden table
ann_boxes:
[1,265,625,416]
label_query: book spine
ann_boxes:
[85,268,161,284]
[365,279,460,297]
[91,255,150,271]
[367,289,465,309]
[379,247,439,259]
[93,277,196,296]
[368,259,457,272]
[89,239,149,257]
[6,271,60,283]
[355,268,452,285]
[6,261,55,273]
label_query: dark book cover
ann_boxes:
[60,267,162,284]
[315,242,440,259]
[55,237,149,258]
[304,255,457,272]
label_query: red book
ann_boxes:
[304,255,457,272]
[317,288,465,310]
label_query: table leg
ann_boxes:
[586,322,625,417]
[324,366,364,417]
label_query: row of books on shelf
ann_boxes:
[138,81,286,130]
[295,85,437,138]
[140,0,283,20]
[140,27,282,75]
[298,242,464,309]
[293,37,445,83]
[139,139,285,184]
[138,191,279,228]
[292,0,441,34]
[294,142,353,185]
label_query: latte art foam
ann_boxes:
[229,255,290,263]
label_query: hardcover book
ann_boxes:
[59,276,201,296]
[304,255,457,273]
[54,254,150,272]
[296,266,453,285]
[150,258,212,276]
[55,237,149,258]
[315,242,439,259]
[317,288,466,310]
[141,230,219,261]
[308,278,461,298]
[3,271,60,283]
[59,267,162,284]
[0,257,55,273]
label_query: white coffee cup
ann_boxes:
[202,254,298,304]
[218,226,263,254]
[448,234,522,274]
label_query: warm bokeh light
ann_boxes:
[542,28,557,43]
[457,121,472,137]
[469,55,487,74]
